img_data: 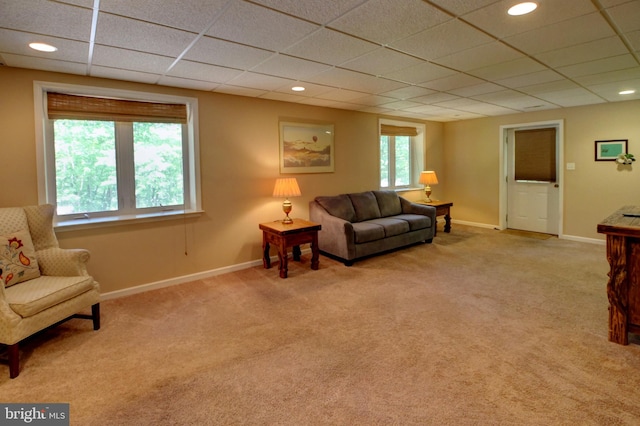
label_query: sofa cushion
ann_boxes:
[373,191,402,217]
[352,222,385,243]
[4,275,95,318]
[367,218,410,237]
[315,195,356,222]
[348,192,381,222]
[0,229,41,288]
[395,214,431,231]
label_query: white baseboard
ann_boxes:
[450,219,497,229]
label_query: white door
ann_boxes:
[506,127,560,235]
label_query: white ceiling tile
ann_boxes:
[90,66,160,84]
[535,37,629,68]
[316,88,371,102]
[283,29,378,66]
[383,61,457,85]
[557,54,638,78]
[0,0,92,41]
[420,73,486,91]
[380,100,424,110]
[391,19,494,60]
[213,85,269,97]
[168,60,244,83]
[307,68,405,93]
[251,54,332,80]
[56,0,94,6]
[157,76,218,91]
[586,78,640,101]
[259,92,306,103]
[0,29,88,63]
[427,0,500,16]
[99,0,228,32]
[434,42,523,72]
[448,82,503,97]
[273,82,335,98]
[357,106,395,114]
[409,93,461,104]
[250,0,365,25]
[627,30,640,51]
[93,46,174,74]
[472,90,557,110]
[518,80,581,96]
[504,13,616,55]
[349,94,397,106]
[607,1,640,32]
[330,0,451,45]
[495,70,564,89]
[463,0,597,39]
[341,48,423,76]
[96,13,196,57]
[226,72,295,91]
[469,57,546,81]
[532,88,606,107]
[378,86,435,100]
[1,53,87,75]
[206,2,318,51]
[573,67,640,86]
[184,37,273,69]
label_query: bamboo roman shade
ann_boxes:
[47,92,187,123]
[514,128,557,182]
[380,124,418,137]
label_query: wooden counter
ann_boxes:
[597,206,640,344]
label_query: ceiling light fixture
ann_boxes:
[508,2,538,16]
[291,86,305,92]
[29,42,58,52]
[619,90,636,95]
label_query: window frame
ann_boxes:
[34,81,202,230]
[378,118,425,192]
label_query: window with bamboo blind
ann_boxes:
[379,120,424,190]
[34,81,201,227]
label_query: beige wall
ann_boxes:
[0,67,443,293]
[442,100,640,239]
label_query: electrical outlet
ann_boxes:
[566,162,576,170]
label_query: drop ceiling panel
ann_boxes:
[469,57,547,81]
[306,68,405,93]
[463,0,597,39]
[557,54,639,78]
[350,94,398,106]
[316,88,375,102]
[606,1,640,32]
[283,28,378,66]
[96,13,196,57]
[157,76,218,92]
[0,0,92,41]
[495,70,564,89]
[391,19,495,60]
[168,60,244,84]
[273,81,334,98]
[433,42,524,72]
[532,87,605,106]
[206,1,319,51]
[93,46,175,75]
[1,53,87,75]
[250,0,366,25]
[226,71,295,91]
[534,37,629,68]
[504,13,617,55]
[0,29,88,63]
[383,61,458,85]
[90,66,160,85]
[330,0,451,45]
[420,73,487,92]
[213,85,268,97]
[251,54,333,80]
[574,67,640,86]
[448,82,505,97]
[341,47,424,76]
[184,37,273,69]
[427,0,501,16]
[99,0,229,32]
[378,86,435,100]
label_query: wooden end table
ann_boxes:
[259,218,321,278]
[418,201,453,235]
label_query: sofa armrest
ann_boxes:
[309,201,355,260]
[400,198,437,224]
[36,247,91,277]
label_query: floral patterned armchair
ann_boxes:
[0,204,100,378]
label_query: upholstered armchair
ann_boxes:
[0,204,100,378]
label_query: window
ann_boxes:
[379,119,425,190]
[34,82,201,227]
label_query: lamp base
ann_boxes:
[424,187,433,203]
[282,199,293,224]
[282,215,293,224]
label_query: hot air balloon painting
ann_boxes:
[279,122,334,173]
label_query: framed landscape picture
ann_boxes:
[595,139,627,161]
[279,121,334,173]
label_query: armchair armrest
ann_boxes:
[309,201,355,260]
[36,247,91,276]
[0,285,21,334]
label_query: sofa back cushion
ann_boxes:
[315,195,356,222]
[373,191,402,217]
[348,192,381,222]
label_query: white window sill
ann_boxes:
[54,209,204,232]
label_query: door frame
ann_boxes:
[498,119,564,236]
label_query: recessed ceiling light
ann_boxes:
[619,90,636,95]
[291,86,305,92]
[29,42,58,52]
[508,2,538,16]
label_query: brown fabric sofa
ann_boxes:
[309,190,436,265]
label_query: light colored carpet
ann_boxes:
[500,229,554,240]
[2,225,640,425]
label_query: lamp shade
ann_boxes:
[419,171,438,185]
[273,178,301,198]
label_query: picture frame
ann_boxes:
[279,121,334,173]
[595,139,627,161]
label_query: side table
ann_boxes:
[259,218,321,278]
[418,201,453,235]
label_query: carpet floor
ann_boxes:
[2,225,639,425]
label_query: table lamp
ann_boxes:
[419,171,438,202]
[273,178,301,224]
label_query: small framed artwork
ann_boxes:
[595,139,628,161]
[279,121,334,174]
